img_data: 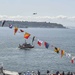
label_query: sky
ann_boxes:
[0,0,75,27]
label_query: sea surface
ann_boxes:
[0,27,75,73]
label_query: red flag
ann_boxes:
[37,39,43,46]
[20,29,24,32]
[71,56,75,64]
[71,59,74,64]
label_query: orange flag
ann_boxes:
[24,32,30,39]
[61,50,65,58]
[14,27,18,35]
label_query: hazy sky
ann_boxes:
[0,0,75,27]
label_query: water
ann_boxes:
[0,27,75,73]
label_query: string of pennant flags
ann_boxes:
[1,20,75,64]
[13,26,75,64]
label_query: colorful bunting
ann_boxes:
[24,32,30,39]
[9,25,75,64]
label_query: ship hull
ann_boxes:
[18,44,34,50]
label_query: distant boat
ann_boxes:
[18,36,35,50]
[33,13,37,15]
[18,42,34,49]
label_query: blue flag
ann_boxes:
[44,42,49,49]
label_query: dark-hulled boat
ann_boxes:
[18,36,35,50]
[18,42,34,49]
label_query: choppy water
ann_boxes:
[0,27,75,73]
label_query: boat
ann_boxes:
[18,42,34,49]
[18,32,35,50]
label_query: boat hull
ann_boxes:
[18,44,34,49]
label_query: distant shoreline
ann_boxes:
[0,20,66,28]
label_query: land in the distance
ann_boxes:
[0,21,66,28]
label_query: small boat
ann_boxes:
[18,42,34,49]
[18,34,35,50]
[18,37,35,50]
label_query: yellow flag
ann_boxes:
[54,47,60,53]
